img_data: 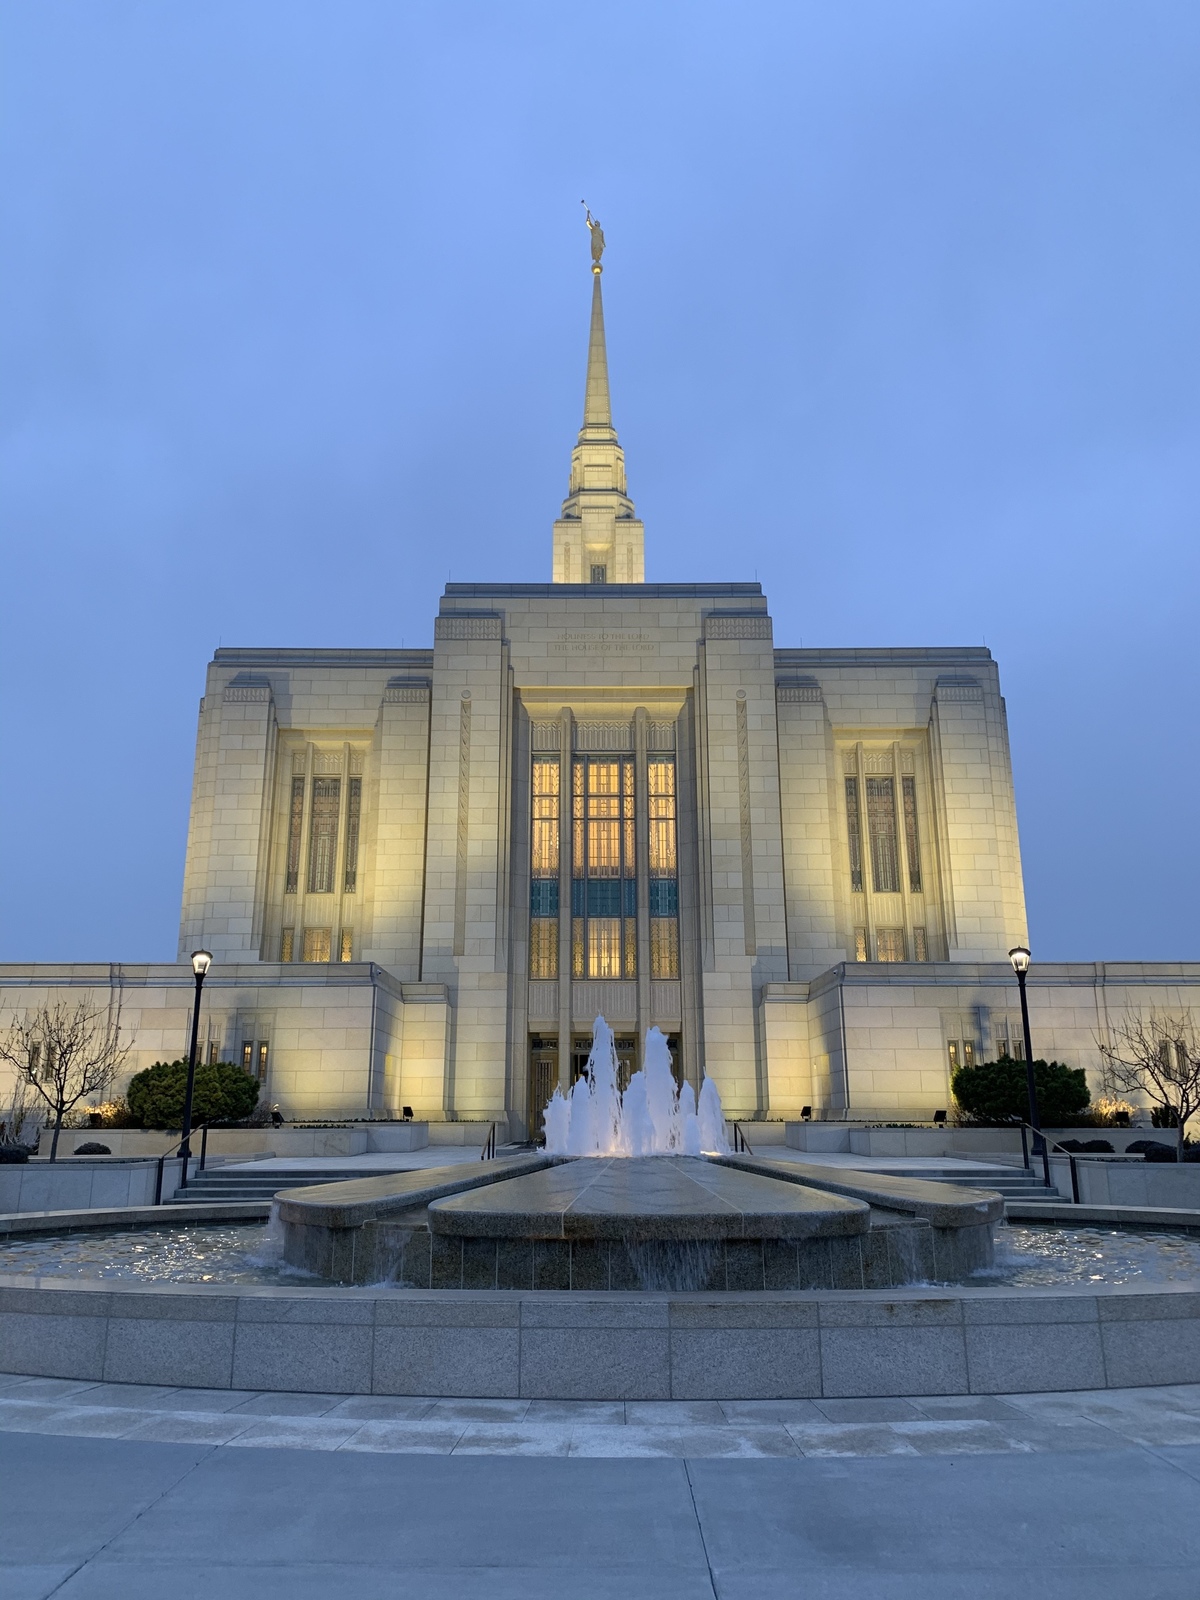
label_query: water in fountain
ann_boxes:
[542,1016,729,1156]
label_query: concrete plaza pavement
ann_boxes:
[6,1378,1200,1596]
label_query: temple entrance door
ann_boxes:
[528,1035,558,1142]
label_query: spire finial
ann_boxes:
[582,200,605,274]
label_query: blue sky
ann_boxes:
[2,1,1198,963]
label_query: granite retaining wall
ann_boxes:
[1,1276,1196,1399]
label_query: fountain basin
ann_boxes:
[274,1154,1003,1289]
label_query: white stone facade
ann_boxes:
[3,238,1198,1131]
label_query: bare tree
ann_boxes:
[0,999,133,1160]
[0,1073,41,1148]
[1097,1011,1200,1158]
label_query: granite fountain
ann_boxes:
[276,1018,1003,1289]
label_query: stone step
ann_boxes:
[166,1167,411,1203]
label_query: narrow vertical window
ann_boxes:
[648,759,679,979]
[845,778,864,893]
[962,1040,976,1068]
[242,1042,253,1073]
[344,777,361,893]
[302,927,331,962]
[947,1040,960,1070]
[280,928,295,962]
[913,925,929,962]
[339,928,353,962]
[285,776,304,893]
[256,1042,269,1080]
[307,778,340,894]
[902,775,922,894]
[865,777,900,894]
[530,758,560,979]
[854,927,868,962]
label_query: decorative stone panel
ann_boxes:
[435,615,502,641]
[528,982,559,1019]
[704,614,773,640]
[574,722,634,752]
[571,981,638,1023]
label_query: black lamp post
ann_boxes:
[1009,945,1050,1187]
[178,950,213,1192]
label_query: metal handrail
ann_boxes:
[731,1122,754,1155]
[153,1121,217,1204]
[480,1123,497,1161]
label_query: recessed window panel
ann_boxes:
[344,777,361,893]
[307,778,340,895]
[865,777,900,894]
[302,928,331,963]
[902,775,922,895]
[845,779,864,893]
[285,777,304,893]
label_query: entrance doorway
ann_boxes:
[528,1035,558,1140]
[570,1033,639,1089]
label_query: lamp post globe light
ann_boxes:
[1008,945,1050,1186]
[179,950,213,1191]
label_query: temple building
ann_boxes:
[3,224,1197,1134]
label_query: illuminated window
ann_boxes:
[948,1039,976,1071]
[285,776,304,893]
[650,918,679,979]
[572,758,636,978]
[853,927,868,962]
[530,758,560,978]
[302,928,331,962]
[530,919,558,980]
[648,759,680,980]
[307,778,340,894]
[866,777,900,894]
[876,927,905,962]
[243,1042,269,1080]
[339,928,353,963]
[531,759,560,875]
[913,925,929,962]
[902,776,922,895]
[845,779,864,893]
[344,777,361,893]
[587,918,623,977]
[648,761,677,874]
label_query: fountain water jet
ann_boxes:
[541,1016,729,1157]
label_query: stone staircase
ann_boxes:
[873,1163,1063,1202]
[168,1165,408,1204]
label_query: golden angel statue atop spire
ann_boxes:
[582,202,605,269]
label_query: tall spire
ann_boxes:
[552,209,645,584]
[582,270,613,433]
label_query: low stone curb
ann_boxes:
[1006,1201,1200,1232]
[0,1203,271,1237]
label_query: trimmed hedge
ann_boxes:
[125,1059,259,1130]
[951,1053,1090,1128]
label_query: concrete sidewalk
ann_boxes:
[4,1426,1200,1598]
